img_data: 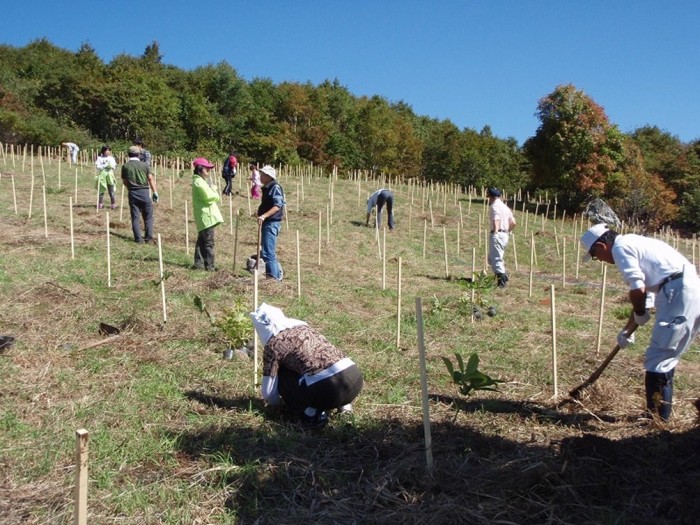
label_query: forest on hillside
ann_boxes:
[1,39,699,230]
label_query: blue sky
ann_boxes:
[3,1,699,145]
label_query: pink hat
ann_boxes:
[193,157,214,169]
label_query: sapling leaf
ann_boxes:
[443,352,503,399]
[441,357,455,377]
[455,352,465,373]
[465,353,479,375]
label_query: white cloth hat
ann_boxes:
[580,223,610,261]
[259,165,277,179]
[250,303,306,345]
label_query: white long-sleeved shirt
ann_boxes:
[95,155,116,172]
[612,234,693,291]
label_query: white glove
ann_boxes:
[617,329,635,349]
[633,310,651,326]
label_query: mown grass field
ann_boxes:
[1,149,699,524]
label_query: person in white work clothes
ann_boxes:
[581,223,700,421]
[61,142,80,165]
[487,187,516,288]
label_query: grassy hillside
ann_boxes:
[1,149,699,524]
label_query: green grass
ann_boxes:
[1,153,699,523]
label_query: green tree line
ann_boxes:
[1,40,699,231]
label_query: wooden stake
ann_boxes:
[456,222,460,258]
[550,284,558,398]
[226,194,232,235]
[318,211,322,265]
[119,184,125,222]
[415,297,434,476]
[443,226,449,279]
[382,227,387,290]
[184,202,190,255]
[422,220,427,259]
[529,233,535,298]
[73,429,89,525]
[42,185,48,237]
[232,210,240,271]
[74,168,78,204]
[296,230,301,298]
[561,237,566,288]
[106,212,111,288]
[396,257,402,349]
[70,197,75,259]
[157,234,167,323]
[595,265,608,356]
[253,266,259,386]
[11,174,17,214]
[512,233,518,271]
[28,174,34,219]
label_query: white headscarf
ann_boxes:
[250,303,307,345]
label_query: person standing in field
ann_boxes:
[133,139,152,166]
[95,145,117,209]
[580,223,700,421]
[121,145,158,243]
[251,302,363,429]
[222,148,238,196]
[365,188,395,230]
[249,164,262,200]
[257,165,285,280]
[487,187,516,288]
[62,142,80,165]
[191,157,224,271]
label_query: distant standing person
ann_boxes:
[95,145,117,209]
[257,165,285,280]
[192,157,224,271]
[251,302,364,428]
[365,188,395,230]
[62,142,80,165]
[133,139,152,166]
[121,145,158,243]
[487,187,516,288]
[222,149,238,196]
[249,164,262,200]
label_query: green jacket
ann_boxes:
[192,175,224,232]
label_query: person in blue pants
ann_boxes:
[256,165,285,280]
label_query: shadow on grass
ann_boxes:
[173,390,700,525]
[428,393,618,427]
[184,390,265,411]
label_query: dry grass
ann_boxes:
[1,154,699,524]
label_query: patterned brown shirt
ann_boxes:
[263,325,346,378]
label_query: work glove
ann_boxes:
[633,309,651,326]
[152,192,159,203]
[617,329,635,349]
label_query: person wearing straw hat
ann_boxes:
[580,223,700,421]
[191,157,224,271]
[487,187,516,287]
[365,188,395,230]
[251,302,363,429]
[121,145,158,243]
[256,165,285,280]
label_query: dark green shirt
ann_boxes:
[121,158,151,190]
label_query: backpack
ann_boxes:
[222,155,238,179]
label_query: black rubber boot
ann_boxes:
[496,273,508,288]
[645,369,674,421]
